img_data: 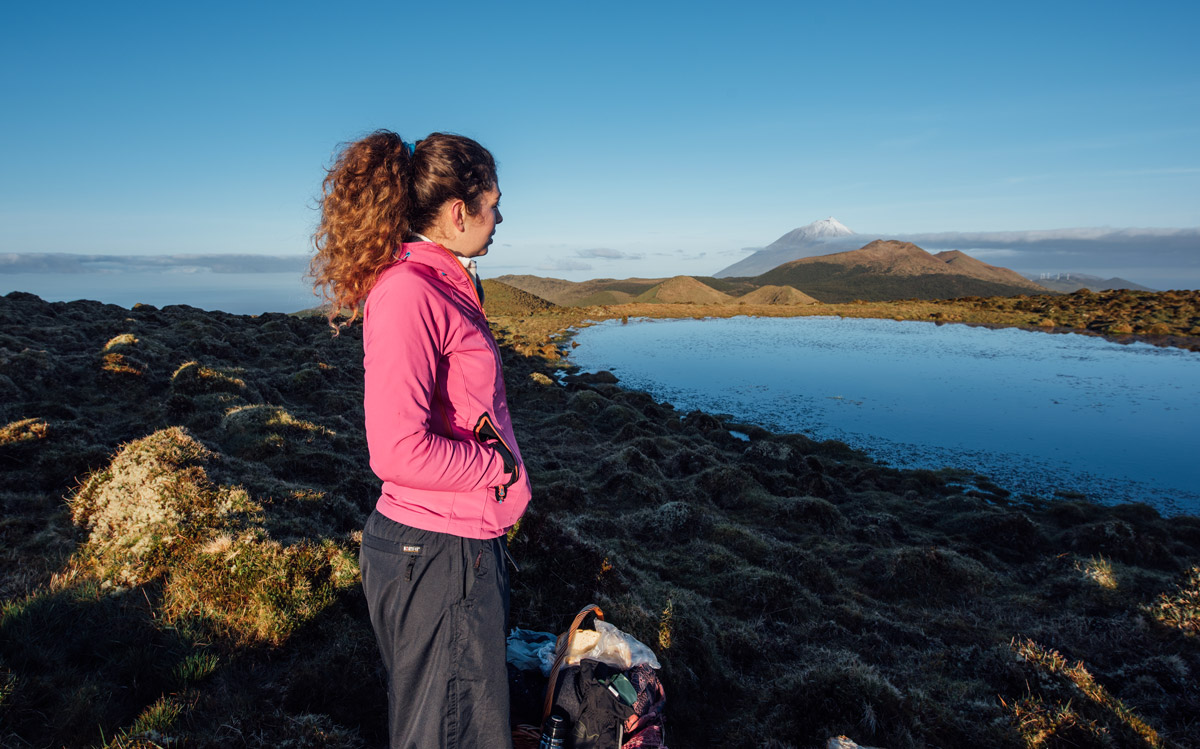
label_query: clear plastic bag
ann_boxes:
[568,620,661,670]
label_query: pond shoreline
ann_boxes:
[560,315,1200,516]
[483,287,1200,356]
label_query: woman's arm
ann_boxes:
[363,274,510,492]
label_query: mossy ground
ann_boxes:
[2,289,1198,748]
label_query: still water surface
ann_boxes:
[568,316,1200,515]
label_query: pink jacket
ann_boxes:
[362,241,531,539]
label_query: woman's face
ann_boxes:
[458,187,503,258]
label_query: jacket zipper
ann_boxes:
[433,243,486,317]
[415,243,514,503]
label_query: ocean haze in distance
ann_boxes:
[0,254,319,315]
[1,253,308,275]
[4,218,1198,314]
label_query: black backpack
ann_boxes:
[540,604,667,749]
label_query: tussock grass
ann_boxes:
[1011,638,1165,748]
[1144,566,1200,636]
[162,533,355,645]
[0,416,49,446]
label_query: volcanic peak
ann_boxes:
[768,217,855,247]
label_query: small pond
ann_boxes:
[567,316,1200,515]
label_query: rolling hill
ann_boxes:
[497,241,1050,306]
[633,276,734,304]
[736,285,820,305]
[754,240,1049,302]
[494,275,665,306]
[934,250,1044,288]
[481,279,558,315]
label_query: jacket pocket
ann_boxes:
[473,412,520,502]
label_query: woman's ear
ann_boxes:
[450,199,467,233]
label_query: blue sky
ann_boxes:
[1,0,1197,295]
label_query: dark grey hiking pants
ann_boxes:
[360,511,513,749]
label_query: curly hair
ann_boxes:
[310,130,497,326]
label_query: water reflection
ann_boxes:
[568,316,1200,515]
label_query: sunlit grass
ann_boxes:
[1143,566,1200,636]
[1077,555,1118,590]
[0,417,48,446]
[1011,638,1164,748]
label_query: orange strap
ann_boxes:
[541,603,605,722]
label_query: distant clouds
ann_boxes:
[899,226,1199,250]
[533,247,644,273]
[576,248,644,260]
[576,248,622,259]
[670,249,708,262]
[1,253,309,274]
[537,259,593,272]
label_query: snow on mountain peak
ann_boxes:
[768,217,856,247]
[806,217,855,237]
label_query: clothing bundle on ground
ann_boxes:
[508,604,667,749]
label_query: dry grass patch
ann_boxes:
[1143,566,1200,636]
[1010,637,1165,748]
[1077,555,1119,590]
[163,533,356,645]
[170,360,249,395]
[0,417,48,446]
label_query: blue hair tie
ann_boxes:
[406,140,418,155]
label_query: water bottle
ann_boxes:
[538,711,569,748]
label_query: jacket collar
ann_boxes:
[397,241,484,312]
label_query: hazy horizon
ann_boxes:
[4,218,1196,308]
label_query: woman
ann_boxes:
[311,130,532,748]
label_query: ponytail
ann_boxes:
[309,130,496,327]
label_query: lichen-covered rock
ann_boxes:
[653,500,714,537]
[741,440,792,470]
[69,427,256,586]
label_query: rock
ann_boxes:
[567,369,619,385]
[741,440,792,470]
[828,736,885,749]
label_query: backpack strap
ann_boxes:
[542,603,605,722]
